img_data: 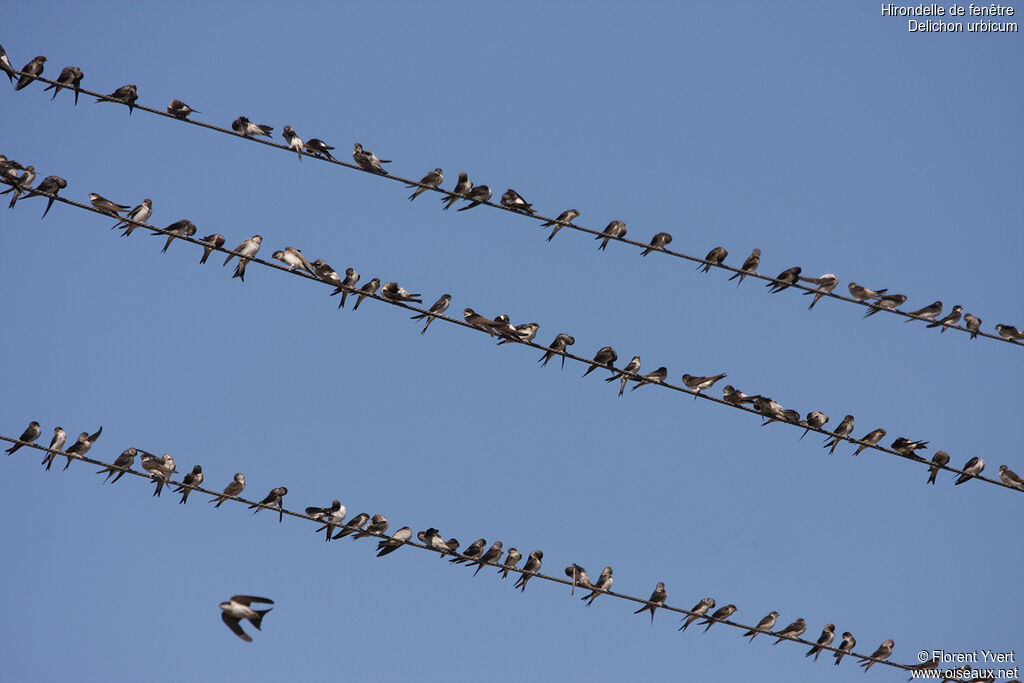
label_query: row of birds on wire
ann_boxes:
[3,427,923,673]
[3,44,1022,345]
[2,159,1021,493]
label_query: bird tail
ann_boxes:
[249,608,272,631]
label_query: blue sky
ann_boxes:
[1,2,1021,682]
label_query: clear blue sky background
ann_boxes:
[1,3,1021,682]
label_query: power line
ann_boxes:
[0,433,926,673]
[5,185,1019,494]
[5,67,1020,347]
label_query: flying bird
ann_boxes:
[542,209,580,241]
[219,595,273,642]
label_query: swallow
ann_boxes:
[442,172,471,210]
[607,356,641,397]
[582,346,618,378]
[249,487,288,522]
[905,657,941,678]
[542,209,580,241]
[96,448,138,484]
[595,220,626,250]
[801,273,839,309]
[834,632,855,665]
[6,420,41,455]
[43,66,84,104]
[698,246,727,272]
[456,185,492,211]
[558,565,589,597]
[114,199,152,236]
[963,313,981,339]
[498,548,522,578]
[496,322,540,345]
[144,452,176,496]
[311,260,341,289]
[174,465,204,504]
[352,278,381,310]
[443,538,460,556]
[14,55,46,90]
[354,514,389,540]
[766,266,801,293]
[859,639,894,670]
[903,300,942,323]
[722,384,754,405]
[890,437,928,458]
[954,456,984,485]
[679,597,715,631]
[89,193,130,217]
[380,282,422,303]
[994,324,1024,341]
[272,246,314,274]
[352,143,390,174]
[193,233,225,264]
[728,248,761,285]
[463,308,496,335]
[376,526,412,556]
[513,550,543,592]
[805,624,835,661]
[580,567,613,605]
[472,541,504,576]
[2,166,34,207]
[410,294,451,334]
[847,282,887,301]
[800,411,829,439]
[998,465,1024,489]
[489,314,520,340]
[632,582,667,624]
[743,612,778,642]
[538,333,575,369]
[641,232,673,256]
[681,373,727,398]
[852,428,886,456]
[754,396,786,425]
[407,168,443,200]
[0,44,16,83]
[158,219,197,253]
[303,138,335,160]
[331,268,360,308]
[499,188,535,214]
[210,473,246,507]
[863,293,907,318]
[927,305,962,332]
[451,538,486,565]
[332,512,369,539]
[773,618,806,644]
[926,450,949,485]
[231,116,273,137]
[62,426,102,470]
[421,528,453,556]
[219,595,273,642]
[96,84,138,114]
[224,235,263,281]
[824,415,854,454]
[166,99,199,119]
[309,500,347,541]
[41,427,66,470]
[702,604,737,631]
[631,366,668,391]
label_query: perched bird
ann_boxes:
[766,266,802,293]
[158,219,197,253]
[231,116,273,137]
[728,248,761,285]
[219,595,273,643]
[852,428,886,456]
[114,199,152,236]
[443,538,460,556]
[355,514,389,540]
[702,604,737,631]
[500,188,534,213]
[859,639,894,670]
[471,541,504,576]
[743,611,778,642]
[805,623,835,661]
[89,193,130,217]
[538,333,575,369]
[489,314,519,340]
[282,126,304,160]
[863,293,907,318]
[496,322,539,346]
[513,550,543,592]
[332,268,360,308]
[927,305,962,332]
[953,457,984,485]
[332,512,369,540]
[681,373,727,398]
[998,465,1024,489]
[249,487,288,522]
[678,597,715,632]
[607,356,642,397]
[463,308,496,335]
[834,632,856,665]
[6,421,41,455]
[456,185,492,211]
[698,246,727,272]
[498,548,522,578]
[174,465,204,504]
[43,66,84,104]
[582,346,618,378]
[41,427,66,471]
[352,278,381,310]
[380,282,422,303]
[198,233,225,263]
[211,473,246,507]
[441,172,471,210]
[580,567,613,606]
[564,564,592,595]
[411,294,451,334]
[407,168,443,200]
[62,427,102,470]
[890,437,928,458]
[421,528,453,556]
[722,385,754,406]
[995,324,1024,341]
[963,313,982,339]
[800,411,829,439]
[641,232,673,256]
[595,220,627,250]
[352,143,390,174]
[773,618,806,644]
[847,282,887,301]
[166,99,199,119]
[96,448,138,484]
[17,175,66,218]
[303,138,335,160]
[903,300,942,323]
[754,396,786,425]
[317,260,345,289]
[633,582,667,624]
[631,367,668,391]
[542,209,580,242]
[801,273,839,310]
[0,44,17,82]
[926,451,950,485]
[272,247,314,273]
[824,415,854,455]
[906,657,941,677]
[142,452,175,496]
[96,84,138,114]
[451,538,486,565]
[376,527,412,557]
[224,235,263,282]
[309,500,347,541]
[2,165,35,207]
[14,55,46,91]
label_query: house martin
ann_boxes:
[211,473,246,507]
[411,294,451,334]
[249,486,288,522]
[595,220,626,250]
[542,209,580,242]
[166,99,199,119]
[6,420,41,455]
[231,116,273,137]
[407,168,443,200]
[219,595,273,642]
[352,143,390,174]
